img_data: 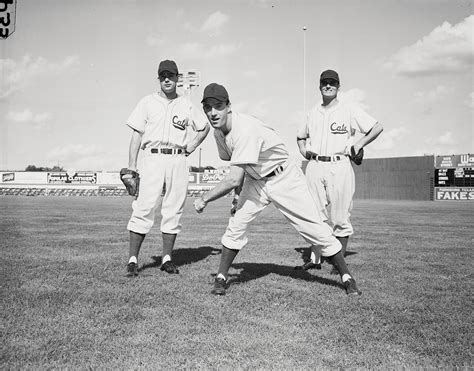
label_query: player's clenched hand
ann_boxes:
[193,197,207,213]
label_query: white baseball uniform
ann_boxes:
[297,100,377,237]
[214,112,341,256]
[126,93,208,234]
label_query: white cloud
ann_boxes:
[414,85,454,103]
[0,54,79,99]
[200,11,229,35]
[423,131,457,154]
[435,131,456,146]
[371,127,408,151]
[6,109,52,129]
[338,88,370,110]
[383,15,473,76]
[177,42,239,59]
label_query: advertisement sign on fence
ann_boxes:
[48,172,97,184]
[434,187,474,201]
[2,172,14,182]
[435,154,474,168]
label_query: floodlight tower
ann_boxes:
[177,70,201,98]
[177,70,202,169]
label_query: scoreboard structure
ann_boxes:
[434,154,474,201]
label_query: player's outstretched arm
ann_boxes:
[186,123,210,156]
[194,165,245,213]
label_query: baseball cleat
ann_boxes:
[344,278,362,296]
[211,277,227,295]
[160,261,180,274]
[294,261,321,271]
[126,262,139,277]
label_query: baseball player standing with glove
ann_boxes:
[122,60,210,276]
[193,83,361,296]
[296,70,383,270]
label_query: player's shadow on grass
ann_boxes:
[228,262,344,291]
[140,245,221,272]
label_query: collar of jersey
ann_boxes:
[154,92,181,103]
[317,99,340,113]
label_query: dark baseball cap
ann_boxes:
[201,83,229,103]
[320,69,340,83]
[158,60,178,75]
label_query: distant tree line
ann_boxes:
[25,165,65,172]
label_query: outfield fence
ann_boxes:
[1,154,473,200]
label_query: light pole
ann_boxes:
[199,148,202,169]
[303,26,307,112]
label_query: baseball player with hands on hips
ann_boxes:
[122,59,210,277]
[296,69,383,270]
[194,83,361,296]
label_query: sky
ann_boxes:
[0,0,473,171]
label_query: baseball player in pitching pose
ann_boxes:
[193,83,361,296]
[124,60,210,276]
[296,70,383,270]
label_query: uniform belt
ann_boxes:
[310,154,345,162]
[264,164,285,178]
[151,148,184,155]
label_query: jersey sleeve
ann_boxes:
[189,103,209,131]
[296,112,310,139]
[126,98,147,133]
[350,104,377,134]
[230,129,262,166]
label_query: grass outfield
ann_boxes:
[1,196,472,369]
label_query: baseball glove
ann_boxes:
[120,168,140,197]
[349,145,364,166]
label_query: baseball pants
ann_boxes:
[305,157,355,237]
[222,163,341,256]
[127,151,188,235]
